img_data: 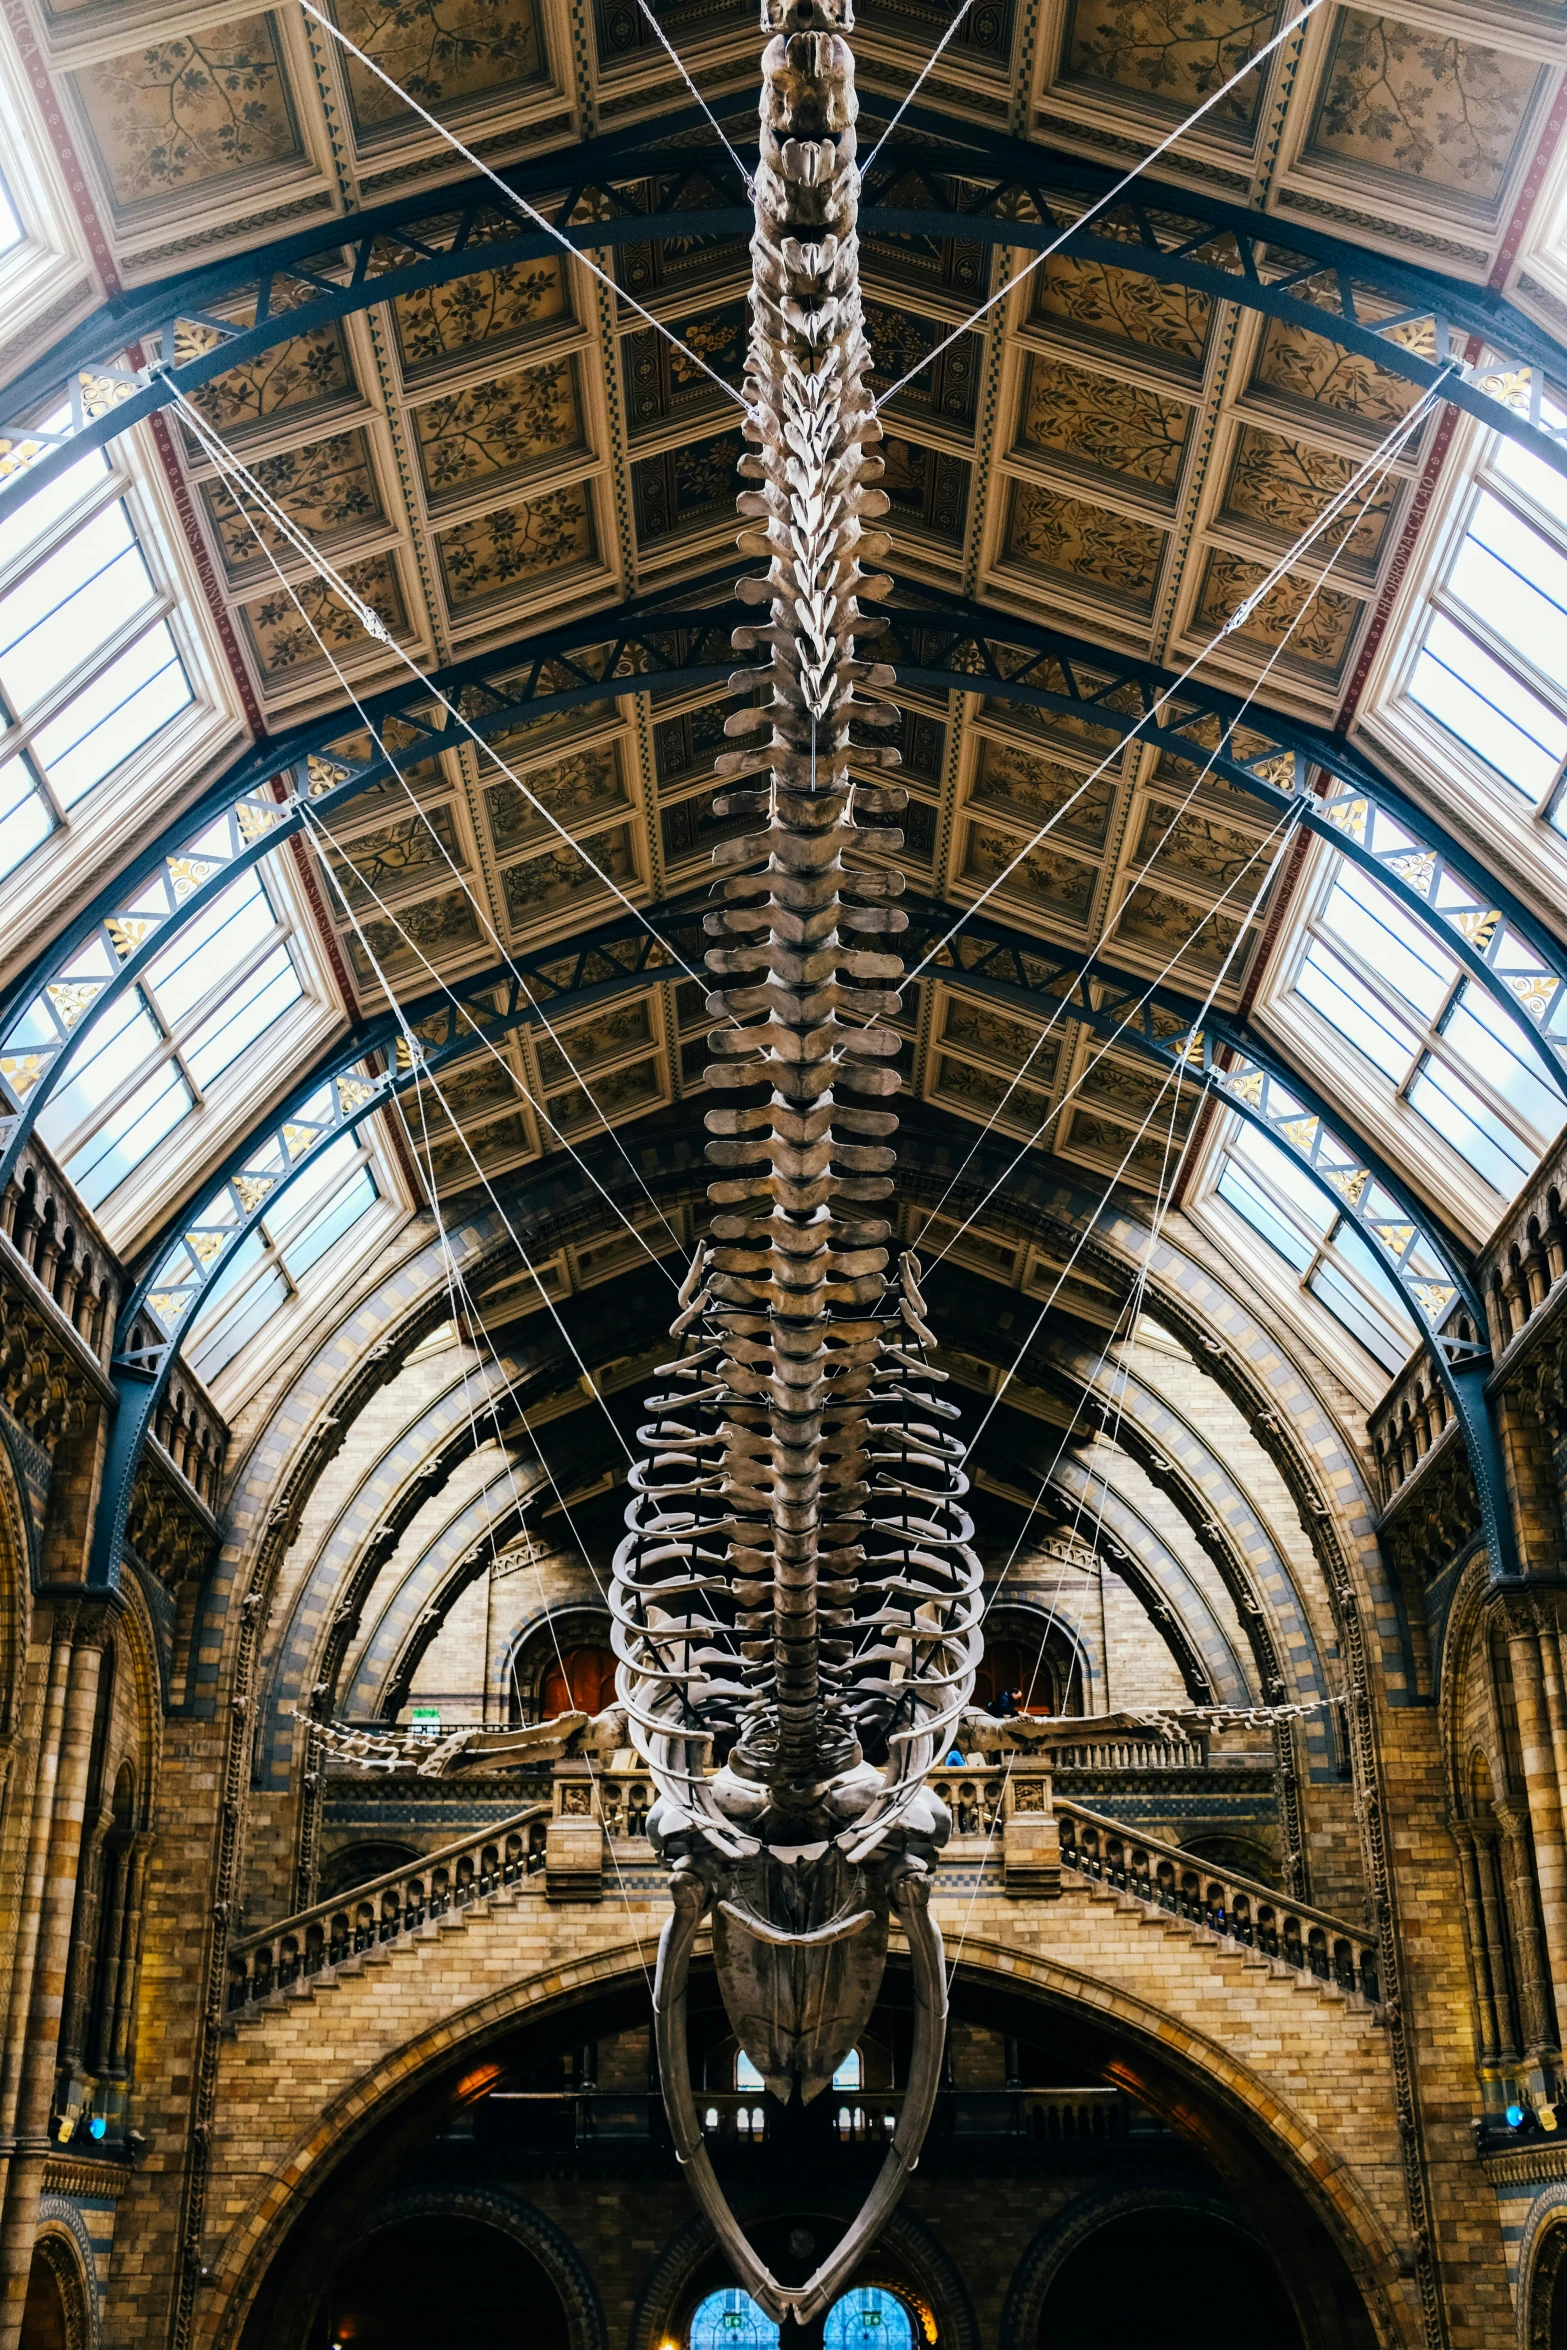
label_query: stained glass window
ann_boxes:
[689,2291,780,2350]
[824,2290,914,2350]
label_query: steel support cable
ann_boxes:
[902,375,1453,993]
[921,402,1420,1270]
[914,412,1420,1228]
[631,0,756,191]
[166,384,716,1002]
[872,0,1333,412]
[180,395,689,1279]
[296,0,750,417]
[859,0,977,172]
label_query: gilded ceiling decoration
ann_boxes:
[864,303,982,429]
[183,322,358,440]
[1130,799,1274,896]
[71,14,300,209]
[411,358,587,504]
[434,484,597,610]
[623,306,747,430]
[960,821,1100,924]
[348,887,482,984]
[333,0,548,136]
[932,1052,1056,1135]
[323,805,467,909]
[633,429,748,545]
[201,429,386,578]
[939,992,1064,1082]
[545,1053,663,1135]
[1029,253,1210,368]
[1218,424,1396,579]
[242,553,407,675]
[535,1000,655,1086]
[391,251,569,377]
[1059,0,1281,126]
[966,737,1116,850]
[499,826,638,925]
[1307,9,1547,204]
[1192,548,1361,677]
[1017,353,1192,495]
[483,747,629,854]
[1004,482,1167,605]
[1112,882,1254,979]
[881,436,971,544]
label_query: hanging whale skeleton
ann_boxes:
[314,0,1268,2317]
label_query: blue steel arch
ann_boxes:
[7,583,1567,1226]
[87,895,1517,1591]
[3,94,1567,528]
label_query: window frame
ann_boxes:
[1190,1113,1417,1403]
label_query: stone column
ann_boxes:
[1495,1797,1556,2067]
[1451,1820,1502,2068]
[0,1621,105,2350]
[0,1617,77,2225]
[1501,1599,1567,2050]
[1476,1827,1521,2065]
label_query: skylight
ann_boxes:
[0,425,193,886]
[0,173,20,258]
[30,869,304,1210]
[1406,404,1567,825]
[1213,1127,1411,1373]
[1288,862,1564,1199]
[186,1131,381,1387]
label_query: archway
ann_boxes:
[317,2210,572,2350]
[540,1644,617,1721]
[1032,2206,1302,2350]
[19,2237,87,2350]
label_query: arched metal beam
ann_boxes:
[87,890,1518,1589]
[8,585,1565,1225]
[3,94,1565,529]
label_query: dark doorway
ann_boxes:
[321,2214,570,2350]
[1036,2208,1303,2350]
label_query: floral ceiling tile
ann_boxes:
[1112,880,1252,976]
[1307,10,1546,206]
[1060,1107,1182,1188]
[412,1055,521,1128]
[1059,0,1281,128]
[1130,799,1277,897]
[654,698,731,789]
[1247,312,1429,428]
[484,744,628,854]
[201,430,385,579]
[536,998,654,1087]
[72,16,302,212]
[331,0,548,139]
[1017,354,1191,498]
[545,1053,664,1136]
[413,358,586,505]
[1218,424,1396,579]
[182,322,356,444]
[939,991,1063,1083]
[241,553,407,679]
[863,302,983,431]
[880,438,970,547]
[322,802,466,910]
[1193,548,1361,679]
[422,1110,533,1188]
[1029,254,1209,369]
[622,304,748,432]
[959,821,1098,924]
[933,1053,1054,1137]
[1003,482,1166,609]
[500,823,638,927]
[633,430,746,546]
[1077,1054,1193,1133]
[967,737,1115,850]
[392,251,567,378]
[347,886,482,983]
[435,484,596,611]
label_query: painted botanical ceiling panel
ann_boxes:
[13,0,1564,1206]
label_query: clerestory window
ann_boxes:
[1287,861,1564,1199]
[0,421,193,886]
[1212,1127,1412,1373]
[185,1131,381,1386]
[1404,405,1567,824]
[22,868,305,1210]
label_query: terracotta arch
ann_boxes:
[20,2223,93,2350]
[197,1931,1410,2350]
[1514,2184,1567,2348]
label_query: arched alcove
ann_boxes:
[315,2196,587,2350]
[1030,2205,1302,2350]
[19,2235,89,2350]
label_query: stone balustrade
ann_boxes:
[1367,1351,1458,1509]
[226,1803,549,2011]
[1056,1798,1380,2004]
[1048,1736,1209,1771]
[0,1133,121,1367]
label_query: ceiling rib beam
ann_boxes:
[2,97,1565,530]
[84,884,1519,1592]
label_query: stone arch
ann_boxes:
[998,2181,1308,2350]
[505,1601,616,1723]
[321,2184,605,2350]
[1516,2184,1567,2347]
[197,1933,1408,2350]
[22,2218,94,2350]
[628,2200,978,2350]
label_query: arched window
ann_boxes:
[824,2289,914,2350]
[541,1644,617,1720]
[973,1637,1059,1716]
[689,2290,781,2350]
[833,2049,861,2090]
[736,2052,764,2090]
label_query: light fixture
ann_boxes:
[1506,2103,1526,2126]
[87,2116,106,2141]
